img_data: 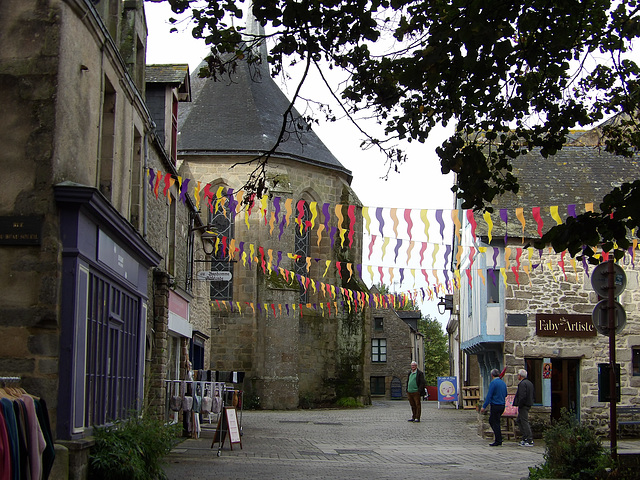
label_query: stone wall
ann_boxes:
[179,155,367,408]
[501,246,640,434]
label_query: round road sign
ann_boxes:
[592,299,626,335]
[591,262,626,298]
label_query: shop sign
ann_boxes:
[536,313,596,337]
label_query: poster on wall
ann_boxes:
[543,363,552,379]
[437,376,458,403]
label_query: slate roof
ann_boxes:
[177,60,352,180]
[145,64,191,101]
[473,129,640,240]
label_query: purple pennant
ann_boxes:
[443,269,450,287]
[273,197,281,224]
[444,244,451,267]
[394,239,402,262]
[257,304,262,313]
[420,288,425,301]
[286,304,290,316]
[500,208,508,243]
[375,207,385,236]
[279,215,287,240]
[492,248,499,269]
[330,226,337,248]
[276,251,282,269]
[148,168,156,189]
[629,247,635,268]
[356,263,362,279]
[322,203,331,231]
[489,268,497,287]
[582,252,590,277]
[399,268,405,285]
[435,210,445,241]
[227,188,237,218]
[179,178,190,203]
[568,204,577,218]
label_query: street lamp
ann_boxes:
[437,295,453,315]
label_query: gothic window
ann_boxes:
[208,193,234,301]
[294,200,311,303]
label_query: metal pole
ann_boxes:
[608,259,617,460]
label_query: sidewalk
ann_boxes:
[163,400,545,479]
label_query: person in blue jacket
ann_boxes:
[480,368,508,446]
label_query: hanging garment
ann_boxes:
[0,398,19,480]
[34,398,55,480]
[0,409,12,480]
[21,395,46,480]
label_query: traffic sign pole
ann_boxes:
[608,259,617,461]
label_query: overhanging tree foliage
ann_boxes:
[418,315,449,386]
[157,0,640,260]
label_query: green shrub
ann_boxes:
[528,409,612,480]
[336,396,364,408]
[89,415,181,480]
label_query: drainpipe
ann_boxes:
[143,132,149,238]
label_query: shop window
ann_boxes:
[372,339,387,363]
[632,347,640,376]
[487,268,500,304]
[524,358,544,404]
[374,316,383,332]
[371,376,385,395]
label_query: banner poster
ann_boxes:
[437,376,458,402]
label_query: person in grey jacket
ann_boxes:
[513,368,535,446]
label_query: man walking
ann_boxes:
[480,368,508,446]
[513,368,535,447]
[407,361,426,422]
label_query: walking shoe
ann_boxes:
[489,442,502,446]
[524,442,534,447]
[407,418,415,422]
[414,419,420,422]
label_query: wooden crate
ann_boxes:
[462,386,480,410]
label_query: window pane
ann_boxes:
[633,348,640,376]
[370,376,385,395]
[374,317,383,331]
[487,269,500,303]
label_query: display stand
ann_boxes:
[211,407,242,456]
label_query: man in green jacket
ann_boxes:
[407,361,426,422]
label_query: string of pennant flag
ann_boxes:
[148,168,640,317]
[147,168,615,247]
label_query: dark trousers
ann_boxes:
[408,392,422,420]
[516,405,532,443]
[489,404,505,444]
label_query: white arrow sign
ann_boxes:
[196,271,232,282]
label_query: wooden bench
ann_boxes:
[617,406,640,436]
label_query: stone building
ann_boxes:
[368,290,425,400]
[176,30,369,409]
[0,1,209,477]
[450,128,640,433]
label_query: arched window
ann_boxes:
[294,200,311,303]
[208,193,234,301]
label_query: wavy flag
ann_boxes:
[466,209,477,238]
[452,209,461,243]
[515,207,525,242]
[405,209,414,240]
[532,207,543,237]
[390,208,399,238]
[335,205,346,247]
[483,211,494,243]
[363,207,371,235]
[500,209,508,243]
[550,205,562,225]
[347,205,356,247]
[435,209,445,242]
[394,238,403,262]
[420,209,430,243]
[419,242,428,266]
[376,207,385,237]
[567,204,577,218]
[368,235,376,260]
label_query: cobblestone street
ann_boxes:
[163,400,545,479]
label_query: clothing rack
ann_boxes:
[0,376,56,479]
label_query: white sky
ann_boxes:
[144,1,455,326]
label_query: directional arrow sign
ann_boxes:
[196,271,232,282]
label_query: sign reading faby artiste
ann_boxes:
[536,313,596,337]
